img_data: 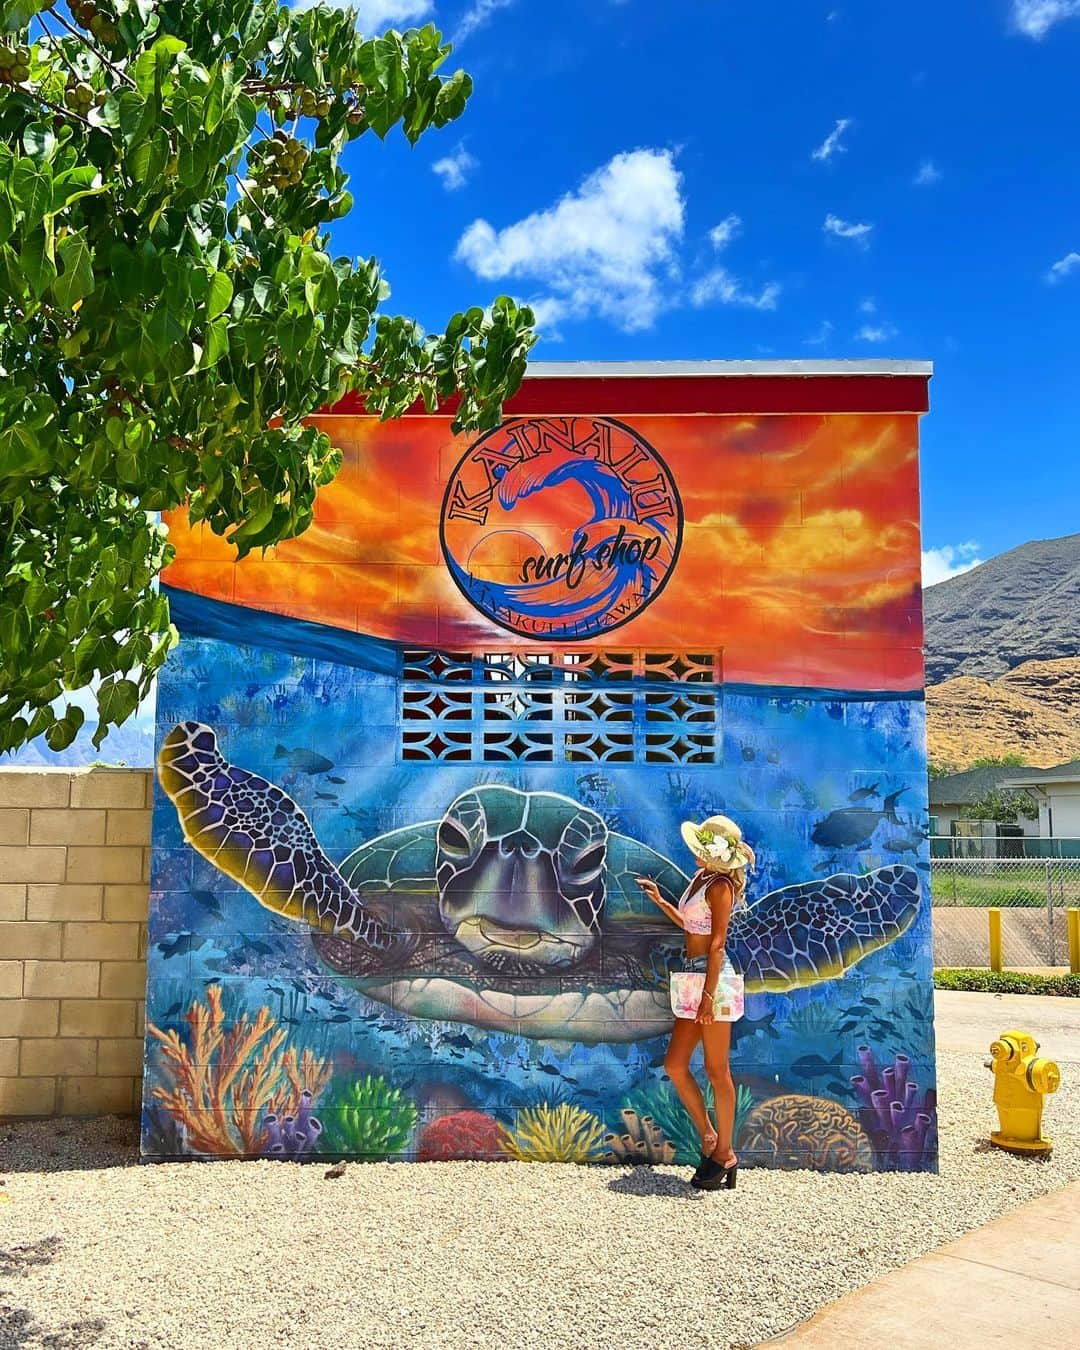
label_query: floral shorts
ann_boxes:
[669,953,744,1022]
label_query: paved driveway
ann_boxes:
[935,988,1080,1058]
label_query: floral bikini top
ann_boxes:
[678,870,719,935]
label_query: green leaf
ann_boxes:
[206,269,233,320]
[18,225,56,298]
[50,166,107,216]
[45,705,85,752]
[53,231,94,310]
[129,129,171,186]
[12,158,52,227]
[22,121,56,163]
[98,677,141,727]
[132,35,187,98]
[434,69,472,124]
[201,316,229,367]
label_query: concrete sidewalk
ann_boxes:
[769,1181,1080,1348]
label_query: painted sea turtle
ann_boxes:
[157,722,921,1043]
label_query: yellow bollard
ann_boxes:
[988,906,1002,973]
[987,1031,1061,1155]
[1069,907,1080,976]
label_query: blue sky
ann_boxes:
[331,0,1080,584]
[10,0,1079,767]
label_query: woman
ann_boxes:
[637,814,754,1191]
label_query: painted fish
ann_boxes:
[188,889,224,919]
[273,745,335,775]
[442,1032,475,1050]
[157,932,206,959]
[327,776,347,785]
[810,789,906,850]
[788,1051,844,1078]
[733,1011,779,1041]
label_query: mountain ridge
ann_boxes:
[923,533,1079,770]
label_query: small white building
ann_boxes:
[928,765,1039,839]
[1002,760,1080,839]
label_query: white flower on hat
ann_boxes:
[695,827,739,865]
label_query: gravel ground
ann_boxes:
[1,1048,1077,1350]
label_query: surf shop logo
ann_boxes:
[439,416,683,641]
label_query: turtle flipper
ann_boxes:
[728,865,920,993]
[157,721,394,949]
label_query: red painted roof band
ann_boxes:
[324,373,930,419]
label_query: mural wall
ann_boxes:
[144,376,938,1171]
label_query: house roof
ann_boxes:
[1002,760,1080,788]
[928,765,1026,805]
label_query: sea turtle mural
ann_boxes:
[157,721,922,1043]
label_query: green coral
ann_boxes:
[319,1074,418,1158]
[501,1103,606,1163]
[625,1081,755,1164]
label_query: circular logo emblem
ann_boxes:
[440,416,683,641]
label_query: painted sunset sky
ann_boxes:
[162,410,923,693]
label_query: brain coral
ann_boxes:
[740,1094,875,1172]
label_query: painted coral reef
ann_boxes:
[146,985,332,1157]
[418,1111,508,1162]
[500,1104,607,1163]
[320,1074,419,1158]
[604,1108,676,1164]
[850,1045,937,1171]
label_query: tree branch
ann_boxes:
[50,9,137,90]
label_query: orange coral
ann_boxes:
[146,985,332,1156]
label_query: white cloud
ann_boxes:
[858,296,876,314]
[292,0,432,27]
[1046,250,1080,283]
[914,159,941,186]
[804,319,834,346]
[432,144,477,191]
[856,322,897,343]
[824,213,873,247]
[811,118,853,163]
[922,543,983,586]
[1010,1,1080,38]
[457,0,516,42]
[690,268,780,311]
[708,214,742,250]
[455,148,685,333]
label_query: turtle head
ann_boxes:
[435,786,607,974]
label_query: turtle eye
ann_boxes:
[438,817,474,860]
[569,842,606,884]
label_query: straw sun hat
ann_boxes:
[679,814,756,873]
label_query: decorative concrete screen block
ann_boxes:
[143,361,937,1170]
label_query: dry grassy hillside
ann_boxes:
[926,656,1080,770]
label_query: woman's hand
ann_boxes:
[696,992,715,1025]
[635,877,662,906]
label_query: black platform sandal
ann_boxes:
[692,1133,719,1184]
[691,1154,738,1191]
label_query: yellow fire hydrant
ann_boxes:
[987,1031,1061,1156]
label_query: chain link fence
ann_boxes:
[930,834,1080,859]
[931,858,1080,968]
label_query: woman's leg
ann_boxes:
[701,1021,736,1162]
[663,1018,715,1149]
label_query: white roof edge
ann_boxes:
[524,360,933,377]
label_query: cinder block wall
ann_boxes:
[0,767,152,1118]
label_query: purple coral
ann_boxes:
[850,1046,937,1171]
[261,1090,324,1158]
